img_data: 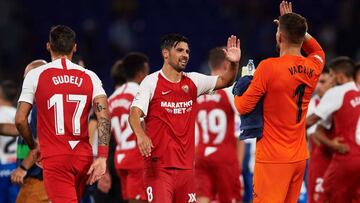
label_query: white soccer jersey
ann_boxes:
[0,106,17,164]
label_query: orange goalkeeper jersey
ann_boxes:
[234,38,325,163]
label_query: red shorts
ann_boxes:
[320,156,360,203]
[195,158,242,202]
[307,149,331,203]
[42,155,93,203]
[143,167,196,203]
[116,168,146,201]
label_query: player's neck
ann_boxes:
[0,100,12,107]
[51,53,73,62]
[279,44,301,57]
[161,64,182,83]
[340,77,353,85]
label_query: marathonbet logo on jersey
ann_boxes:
[161,100,193,114]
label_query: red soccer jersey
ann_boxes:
[108,82,143,169]
[18,57,106,159]
[195,88,238,163]
[315,82,360,159]
[131,70,218,169]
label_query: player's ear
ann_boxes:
[73,43,77,53]
[162,49,169,60]
[278,31,283,44]
[46,42,51,52]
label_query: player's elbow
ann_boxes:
[15,112,27,130]
[234,96,251,115]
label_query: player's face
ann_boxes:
[316,73,334,97]
[168,42,190,72]
[140,62,150,82]
[329,69,344,85]
[356,70,360,85]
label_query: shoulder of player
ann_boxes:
[322,83,355,101]
[182,72,213,84]
[255,58,276,70]
[141,71,160,86]
[333,82,356,93]
[25,63,51,79]
[109,82,139,100]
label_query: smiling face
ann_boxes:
[162,41,190,72]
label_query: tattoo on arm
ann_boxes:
[97,117,110,146]
[95,102,106,112]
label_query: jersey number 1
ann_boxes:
[294,84,306,123]
[48,94,87,135]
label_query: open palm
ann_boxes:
[224,35,241,63]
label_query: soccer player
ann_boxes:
[0,80,19,203]
[307,57,360,202]
[194,47,243,203]
[109,53,149,202]
[11,59,49,203]
[234,2,325,202]
[306,67,335,203]
[129,34,240,203]
[15,25,110,203]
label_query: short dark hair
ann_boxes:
[160,33,189,51]
[328,56,355,78]
[122,52,149,80]
[111,60,126,86]
[321,65,329,74]
[208,47,226,70]
[279,13,308,44]
[0,80,18,104]
[49,25,76,55]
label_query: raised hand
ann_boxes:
[274,1,293,26]
[223,35,241,63]
[280,1,292,16]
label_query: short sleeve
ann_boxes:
[18,70,38,104]
[187,72,218,96]
[314,87,343,120]
[131,76,154,116]
[87,70,107,100]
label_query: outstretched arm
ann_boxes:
[215,35,241,90]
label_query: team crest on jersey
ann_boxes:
[182,85,189,93]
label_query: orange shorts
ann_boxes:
[253,160,306,203]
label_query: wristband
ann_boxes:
[97,146,109,158]
[19,164,28,172]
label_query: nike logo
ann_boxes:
[162,90,171,95]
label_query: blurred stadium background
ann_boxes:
[0,0,359,93]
